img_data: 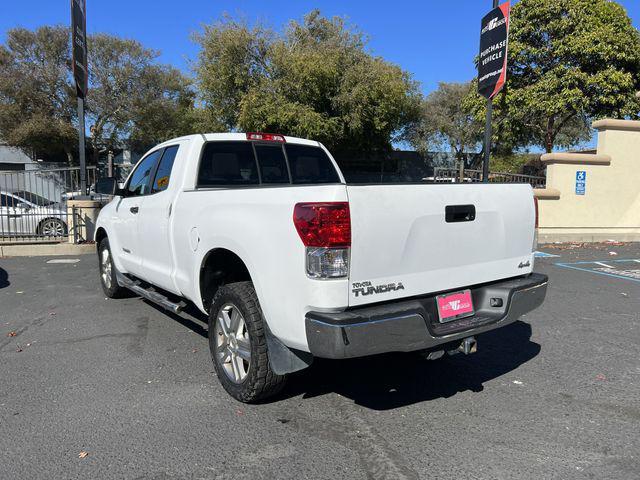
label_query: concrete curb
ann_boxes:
[0,243,95,257]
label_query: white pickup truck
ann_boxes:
[95,132,548,402]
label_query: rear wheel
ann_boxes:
[208,281,286,403]
[98,237,127,298]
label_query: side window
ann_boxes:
[197,142,258,187]
[127,150,162,196]
[285,144,341,184]
[255,145,290,184]
[0,194,14,207]
[152,145,179,193]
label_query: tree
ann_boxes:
[505,0,640,152]
[0,26,77,162]
[0,27,196,164]
[194,10,421,154]
[87,34,195,160]
[406,82,483,167]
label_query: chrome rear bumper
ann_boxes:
[305,273,548,359]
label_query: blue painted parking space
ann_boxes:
[534,251,560,258]
[554,258,640,283]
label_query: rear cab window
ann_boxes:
[284,144,340,184]
[196,140,341,188]
[255,145,290,184]
[197,142,259,187]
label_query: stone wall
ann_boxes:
[534,119,640,242]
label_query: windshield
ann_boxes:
[12,191,56,206]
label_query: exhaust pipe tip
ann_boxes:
[458,336,477,355]
[425,350,445,360]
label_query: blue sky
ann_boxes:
[3,0,639,96]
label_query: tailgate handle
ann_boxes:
[445,204,476,223]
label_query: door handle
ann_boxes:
[445,204,476,223]
[130,206,139,214]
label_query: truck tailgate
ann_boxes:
[346,183,535,306]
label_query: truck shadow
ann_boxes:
[143,300,209,338]
[283,321,540,410]
[0,266,9,289]
[142,298,539,410]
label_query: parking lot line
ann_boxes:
[554,258,640,283]
[534,251,560,258]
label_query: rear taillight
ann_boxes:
[534,196,539,228]
[293,202,351,247]
[293,202,351,278]
[246,132,286,142]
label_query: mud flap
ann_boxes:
[264,325,313,375]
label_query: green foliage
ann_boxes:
[0,27,195,163]
[5,1,638,164]
[193,16,272,131]
[87,34,195,158]
[194,10,421,154]
[508,0,640,152]
[467,0,640,154]
[0,26,77,161]
[406,82,483,164]
[490,153,537,174]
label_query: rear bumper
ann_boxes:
[305,273,548,359]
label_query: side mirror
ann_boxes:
[16,202,30,210]
[95,177,125,196]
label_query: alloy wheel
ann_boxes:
[214,303,251,383]
[41,219,65,236]
[100,247,112,289]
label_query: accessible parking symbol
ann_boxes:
[575,170,586,195]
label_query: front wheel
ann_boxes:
[208,281,286,403]
[98,237,127,298]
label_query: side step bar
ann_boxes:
[116,271,186,315]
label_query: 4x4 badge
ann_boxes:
[518,260,531,269]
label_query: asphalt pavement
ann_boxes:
[1,243,639,479]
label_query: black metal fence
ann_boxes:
[0,166,98,243]
[431,168,546,188]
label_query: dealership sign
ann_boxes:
[478,1,510,99]
[71,0,88,98]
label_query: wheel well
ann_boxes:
[95,227,107,250]
[200,249,251,311]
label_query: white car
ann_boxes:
[95,132,548,402]
[0,190,68,237]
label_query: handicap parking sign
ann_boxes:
[576,171,586,195]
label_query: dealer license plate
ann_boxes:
[436,290,474,323]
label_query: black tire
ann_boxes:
[38,218,67,237]
[98,237,127,298]
[208,281,286,403]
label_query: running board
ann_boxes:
[116,271,186,314]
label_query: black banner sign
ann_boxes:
[478,1,510,99]
[71,0,88,98]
